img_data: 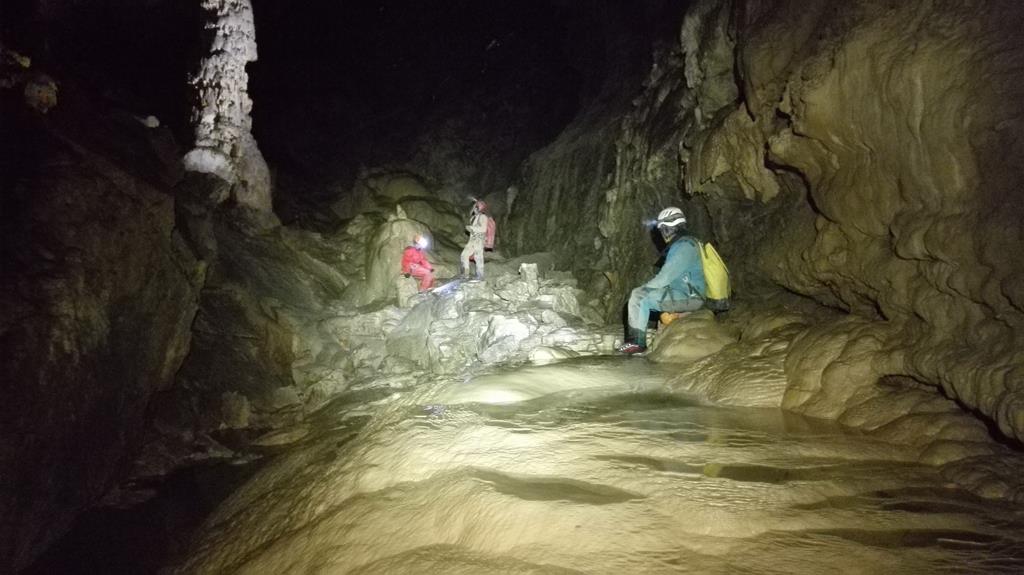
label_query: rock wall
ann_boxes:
[681,0,1024,442]
[510,0,1024,442]
[506,2,688,317]
[0,91,203,571]
[155,221,354,438]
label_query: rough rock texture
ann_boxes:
[504,9,683,318]
[385,269,614,374]
[681,0,1024,443]
[149,194,597,466]
[647,310,738,363]
[509,0,1024,444]
[152,221,354,441]
[326,171,483,306]
[0,91,203,571]
[330,171,432,221]
[183,0,275,222]
[648,295,1024,499]
[329,171,466,244]
[355,214,433,306]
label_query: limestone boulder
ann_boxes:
[647,310,738,363]
[371,173,434,203]
[384,299,438,370]
[384,266,598,373]
[427,313,490,373]
[537,283,580,317]
[396,276,421,308]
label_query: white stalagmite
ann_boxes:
[183,0,275,218]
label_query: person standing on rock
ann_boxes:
[402,234,435,291]
[460,199,490,280]
[617,207,707,355]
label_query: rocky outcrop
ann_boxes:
[385,265,613,374]
[327,172,468,306]
[150,221,354,442]
[149,182,604,457]
[647,310,738,365]
[331,171,466,242]
[0,92,203,571]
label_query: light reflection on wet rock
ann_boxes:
[176,359,1024,574]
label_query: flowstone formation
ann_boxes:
[175,356,1024,575]
[508,0,1024,447]
[648,298,1024,499]
[677,0,1024,446]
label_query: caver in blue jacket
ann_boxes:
[625,236,707,347]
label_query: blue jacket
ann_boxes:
[641,236,705,299]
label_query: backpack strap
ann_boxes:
[675,236,705,300]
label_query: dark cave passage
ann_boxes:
[2,0,1024,573]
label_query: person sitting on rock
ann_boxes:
[617,206,707,355]
[402,234,435,292]
[460,199,489,280]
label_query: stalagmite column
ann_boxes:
[183,0,276,226]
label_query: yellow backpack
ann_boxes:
[698,241,731,310]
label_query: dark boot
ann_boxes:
[616,328,648,354]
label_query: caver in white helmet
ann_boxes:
[656,207,686,229]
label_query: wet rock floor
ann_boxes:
[169,358,1024,574]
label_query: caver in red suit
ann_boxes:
[401,241,434,291]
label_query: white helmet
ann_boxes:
[656,207,686,229]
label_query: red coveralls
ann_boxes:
[401,246,434,291]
